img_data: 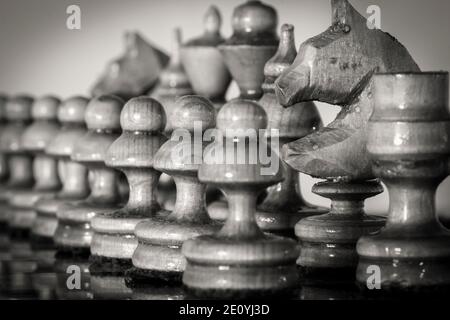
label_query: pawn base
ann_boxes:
[357,229,450,291]
[182,234,299,296]
[296,213,385,269]
[295,180,385,270]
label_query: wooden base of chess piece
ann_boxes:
[357,72,450,293]
[295,179,384,272]
[126,96,218,286]
[32,96,90,243]
[90,97,166,279]
[54,95,123,254]
[182,99,299,298]
[180,6,231,110]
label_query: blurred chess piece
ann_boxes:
[127,95,218,285]
[357,72,450,293]
[92,31,169,100]
[0,95,8,186]
[0,95,36,298]
[54,95,123,255]
[0,95,34,225]
[150,28,193,132]
[181,6,231,109]
[182,99,299,298]
[8,96,61,232]
[0,95,9,283]
[219,0,278,100]
[90,97,166,290]
[274,0,420,272]
[32,96,90,244]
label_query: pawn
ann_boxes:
[0,95,34,225]
[8,96,61,232]
[182,99,299,298]
[219,0,278,100]
[0,95,9,270]
[207,24,327,234]
[32,96,90,243]
[150,28,193,132]
[54,95,123,255]
[180,6,231,109]
[127,95,218,285]
[357,72,450,292]
[255,24,325,237]
[0,95,8,184]
[90,97,166,276]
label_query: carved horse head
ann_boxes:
[91,32,169,100]
[274,0,419,180]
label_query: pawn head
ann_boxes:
[85,95,123,131]
[121,96,166,132]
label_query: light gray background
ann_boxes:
[0,0,449,216]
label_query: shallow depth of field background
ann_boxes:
[0,0,449,217]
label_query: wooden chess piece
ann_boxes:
[32,96,90,243]
[150,28,193,132]
[127,95,218,285]
[92,31,169,100]
[90,97,166,279]
[0,95,8,187]
[0,95,10,274]
[219,0,278,100]
[180,6,231,109]
[8,96,61,232]
[182,99,299,298]
[0,95,34,226]
[274,0,419,272]
[54,95,123,254]
[0,95,34,298]
[29,97,89,299]
[255,24,325,237]
[357,72,450,292]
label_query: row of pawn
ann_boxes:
[0,8,327,298]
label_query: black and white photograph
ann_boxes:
[0,0,449,313]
